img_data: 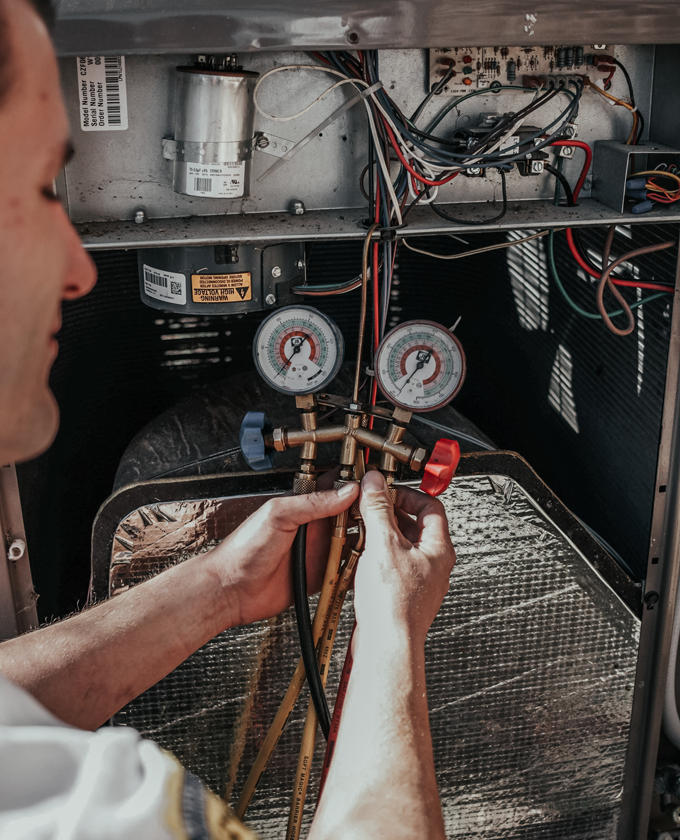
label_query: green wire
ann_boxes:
[547,229,668,320]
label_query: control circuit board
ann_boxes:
[428,45,615,93]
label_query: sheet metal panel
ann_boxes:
[54,0,680,55]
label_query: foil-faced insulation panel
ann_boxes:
[109,474,639,839]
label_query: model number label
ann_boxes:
[77,56,128,131]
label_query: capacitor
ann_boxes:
[575,46,584,67]
[556,48,566,68]
[507,59,516,82]
[162,58,259,199]
[565,47,574,68]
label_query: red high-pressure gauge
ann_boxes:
[375,320,466,413]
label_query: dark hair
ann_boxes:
[0,0,55,107]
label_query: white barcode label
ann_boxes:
[143,265,186,305]
[77,56,128,132]
[185,162,246,198]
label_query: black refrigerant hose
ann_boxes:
[292,524,332,739]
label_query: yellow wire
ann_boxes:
[636,170,680,191]
[582,77,638,145]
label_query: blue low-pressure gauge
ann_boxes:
[375,320,466,412]
[253,305,344,395]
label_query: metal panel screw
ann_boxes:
[271,266,282,278]
[290,200,305,216]
[256,134,270,149]
[296,259,305,270]
[265,293,276,305]
[7,539,25,561]
[134,209,146,225]
[644,591,659,610]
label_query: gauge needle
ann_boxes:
[397,350,431,394]
[277,334,307,377]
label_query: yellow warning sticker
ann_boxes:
[191,273,252,304]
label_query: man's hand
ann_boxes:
[209,475,359,628]
[309,471,453,840]
[354,471,456,648]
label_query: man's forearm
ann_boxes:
[0,549,234,730]
[309,627,446,840]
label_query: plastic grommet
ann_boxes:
[239,411,274,471]
[420,439,461,497]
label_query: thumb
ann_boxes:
[359,471,397,532]
[277,482,359,528]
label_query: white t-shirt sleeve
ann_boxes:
[0,675,256,840]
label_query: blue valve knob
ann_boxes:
[240,411,274,471]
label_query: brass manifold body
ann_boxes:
[267,393,427,490]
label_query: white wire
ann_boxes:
[363,100,403,225]
[252,63,404,223]
[253,64,355,121]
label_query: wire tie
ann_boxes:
[257,81,383,183]
[364,367,375,377]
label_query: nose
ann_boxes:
[62,220,97,301]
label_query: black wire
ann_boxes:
[545,162,575,206]
[429,168,507,225]
[411,66,456,124]
[611,58,635,107]
[611,57,644,142]
[292,524,331,739]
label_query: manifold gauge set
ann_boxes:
[236,301,465,838]
[252,305,465,409]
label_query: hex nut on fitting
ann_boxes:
[409,447,428,472]
[290,200,305,216]
[265,293,276,305]
[272,428,287,451]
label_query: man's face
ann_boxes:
[0,0,96,463]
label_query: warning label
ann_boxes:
[191,273,252,304]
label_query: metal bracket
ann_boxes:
[593,140,680,213]
[254,132,296,158]
[0,464,38,639]
[161,137,255,164]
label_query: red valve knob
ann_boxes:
[420,439,460,497]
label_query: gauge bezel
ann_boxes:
[253,305,345,395]
[375,319,466,412]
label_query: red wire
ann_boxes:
[551,142,671,293]
[608,279,674,293]
[318,623,355,802]
[549,140,592,201]
[382,120,458,187]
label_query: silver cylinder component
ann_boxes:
[166,66,258,199]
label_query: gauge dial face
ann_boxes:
[253,305,344,395]
[376,320,466,412]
